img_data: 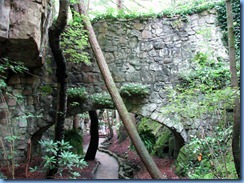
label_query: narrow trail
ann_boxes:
[84,137,119,179]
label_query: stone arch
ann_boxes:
[66,98,186,158]
[67,10,227,144]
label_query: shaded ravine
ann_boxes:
[84,137,119,179]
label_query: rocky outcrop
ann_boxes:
[0,0,52,67]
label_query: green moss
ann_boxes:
[40,85,53,95]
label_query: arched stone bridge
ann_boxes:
[67,10,228,144]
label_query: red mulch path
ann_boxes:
[108,137,182,179]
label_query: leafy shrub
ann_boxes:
[130,129,156,154]
[91,92,114,107]
[64,129,83,156]
[120,83,149,98]
[176,126,237,179]
[179,52,230,91]
[38,139,87,178]
[130,118,156,154]
[67,87,88,100]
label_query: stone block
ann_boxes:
[142,30,152,39]
[150,112,159,120]
[7,98,16,106]
[154,42,165,49]
[0,1,10,38]
[149,63,162,71]
[7,75,21,85]
[19,119,27,128]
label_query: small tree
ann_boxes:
[84,110,99,161]
[225,0,240,178]
[46,0,69,178]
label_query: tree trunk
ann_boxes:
[84,110,99,161]
[73,114,79,129]
[77,3,165,179]
[226,0,240,178]
[46,0,69,178]
[106,110,113,140]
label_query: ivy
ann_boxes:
[92,0,224,22]
[179,52,230,91]
[61,13,90,64]
[215,0,240,64]
[0,57,28,92]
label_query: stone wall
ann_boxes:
[68,9,228,142]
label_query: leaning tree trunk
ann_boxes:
[226,0,240,178]
[76,2,165,179]
[84,110,99,161]
[46,0,69,178]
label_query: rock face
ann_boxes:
[0,0,51,67]
[0,0,54,162]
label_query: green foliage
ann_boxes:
[216,0,240,78]
[179,52,230,91]
[91,92,114,107]
[130,118,156,154]
[64,129,84,155]
[216,0,240,54]
[0,57,28,92]
[61,13,90,64]
[162,87,235,124]
[152,127,173,158]
[120,83,149,98]
[0,135,20,179]
[40,85,53,95]
[92,0,223,22]
[130,128,156,154]
[178,127,237,179]
[38,139,87,178]
[67,87,88,100]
